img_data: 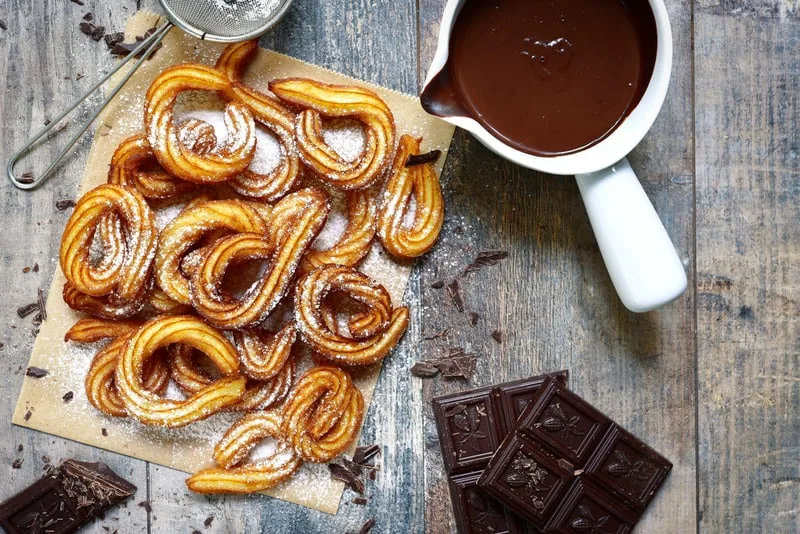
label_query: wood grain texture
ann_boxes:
[0,1,148,533]
[695,4,800,532]
[416,1,696,532]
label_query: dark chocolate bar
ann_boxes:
[0,459,136,534]
[478,377,672,532]
[433,371,569,534]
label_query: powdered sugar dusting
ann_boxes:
[311,192,349,250]
[322,119,365,162]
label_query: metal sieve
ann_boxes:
[8,0,294,190]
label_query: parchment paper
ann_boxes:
[12,11,454,514]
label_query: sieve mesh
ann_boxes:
[159,0,293,41]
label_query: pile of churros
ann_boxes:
[59,40,444,494]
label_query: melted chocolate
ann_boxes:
[421,0,658,157]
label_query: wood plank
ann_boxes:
[0,1,148,533]
[133,0,426,532]
[417,1,697,532]
[695,4,800,532]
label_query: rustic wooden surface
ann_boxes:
[0,0,797,533]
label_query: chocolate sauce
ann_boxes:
[421,0,658,157]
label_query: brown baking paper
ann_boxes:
[13,11,454,514]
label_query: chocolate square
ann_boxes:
[496,371,569,435]
[545,479,637,534]
[584,425,672,511]
[516,379,612,466]
[450,471,529,534]
[1,476,82,534]
[478,434,572,527]
[434,387,505,474]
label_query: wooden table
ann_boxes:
[1,1,797,532]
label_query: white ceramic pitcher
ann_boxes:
[421,0,686,313]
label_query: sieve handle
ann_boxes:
[7,22,173,190]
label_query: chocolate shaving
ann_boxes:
[44,119,51,126]
[76,73,84,80]
[63,391,74,403]
[18,172,35,184]
[0,20,7,31]
[358,518,376,534]
[351,497,367,505]
[405,149,441,167]
[26,367,49,378]
[33,263,39,272]
[328,462,364,494]
[138,500,151,513]
[469,312,479,326]
[447,280,465,312]
[491,329,503,344]
[204,516,214,527]
[111,27,161,58]
[104,32,125,49]
[435,352,477,380]
[12,459,23,469]
[463,250,509,275]
[37,288,47,321]
[17,444,23,452]
[22,267,30,273]
[192,531,201,534]
[56,199,76,210]
[430,280,444,289]
[32,313,43,327]
[83,12,93,21]
[353,444,380,465]
[70,0,85,4]
[24,410,32,421]
[410,361,440,378]
[422,328,449,341]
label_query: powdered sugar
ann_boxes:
[322,119,366,162]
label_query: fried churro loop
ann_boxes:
[300,190,377,273]
[186,411,301,494]
[269,78,396,190]
[65,317,142,343]
[144,64,256,182]
[281,366,364,462]
[377,134,444,258]
[59,184,156,303]
[155,200,269,306]
[294,265,409,366]
[215,42,302,201]
[115,315,247,427]
[232,323,297,381]
[170,346,295,412]
[63,282,148,320]
[108,134,196,199]
[85,332,170,418]
[190,188,330,329]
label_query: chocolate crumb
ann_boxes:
[17,444,23,452]
[469,312,479,326]
[76,73,84,80]
[18,172,35,184]
[104,32,125,49]
[353,444,380,465]
[83,12,93,21]
[33,263,39,272]
[138,500,151,513]
[491,330,504,344]
[447,280,465,313]
[0,20,7,31]
[351,497,368,505]
[79,21,93,35]
[328,462,364,494]
[406,149,441,167]
[18,302,39,318]
[42,455,50,464]
[32,312,43,327]
[24,410,32,421]
[56,199,77,210]
[22,267,30,273]
[102,428,108,436]
[44,119,51,125]
[37,288,47,321]
[192,531,201,534]
[70,0,85,5]
[12,458,23,469]
[204,516,214,528]
[63,391,74,403]
[26,366,49,378]
[430,280,444,289]
[91,25,105,41]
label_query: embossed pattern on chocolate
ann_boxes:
[478,378,671,531]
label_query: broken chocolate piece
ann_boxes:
[104,32,124,49]
[0,20,7,31]
[138,500,151,513]
[430,280,444,289]
[353,445,380,466]
[17,303,38,319]
[351,497,367,506]
[469,312,479,327]
[56,199,76,210]
[411,361,440,378]
[328,462,365,494]
[447,280,465,313]
[0,459,136,534]
[11,459,23,469]
[25,367,49,379]
[204,515,214,527]
[18,173,35,184]
[432,372,569,534]
[491,330,503,344]
[70,0,85,5]
[478,377,672,530]
[357,518,376,534]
